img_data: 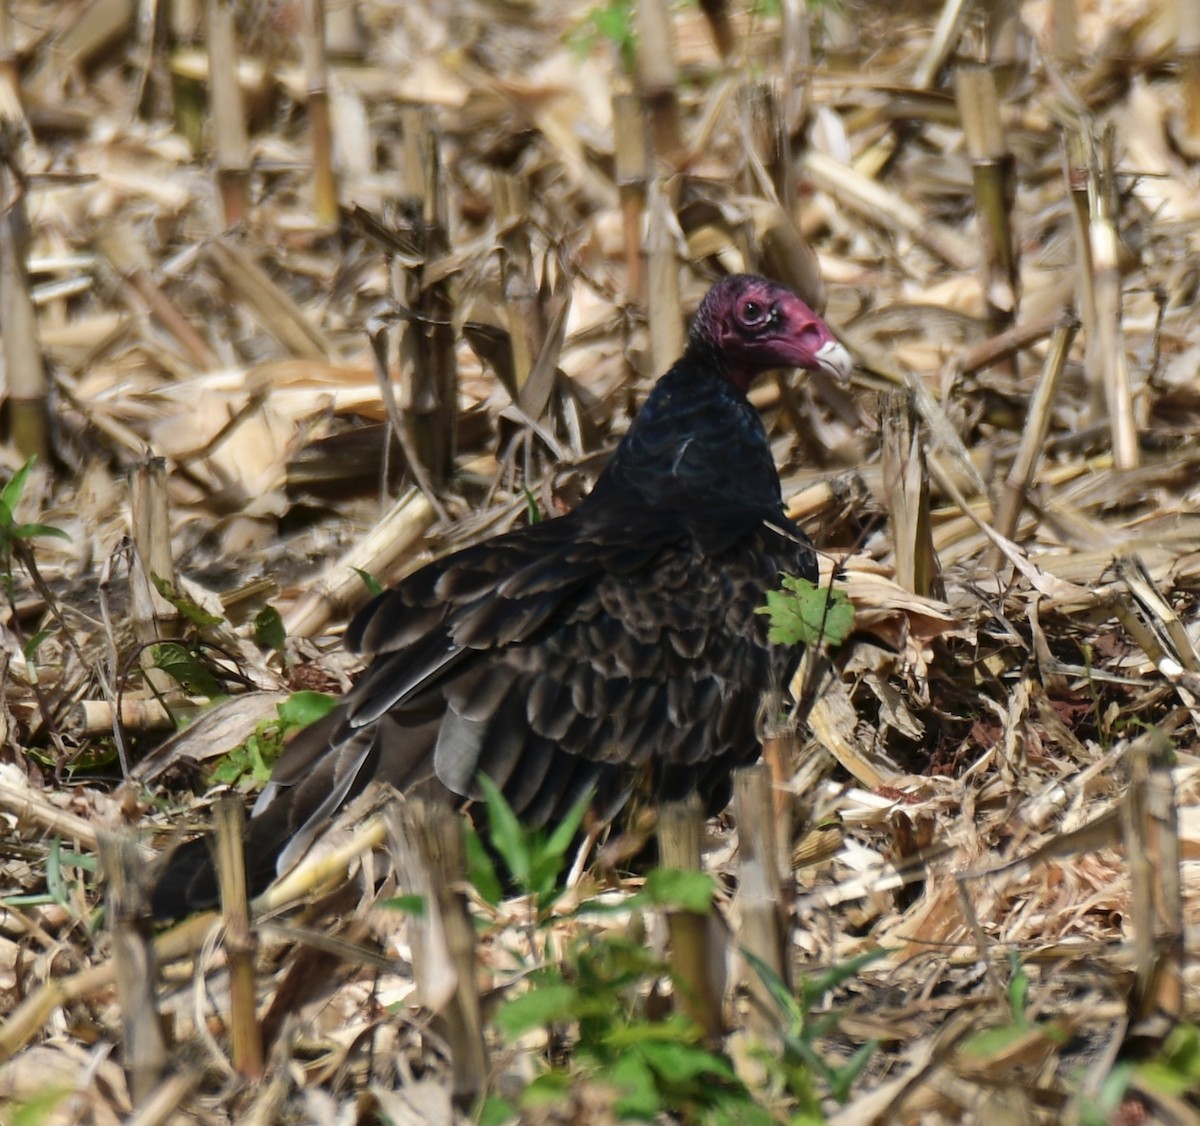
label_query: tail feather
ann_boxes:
[151,710,444,919]
[150,796,296,917]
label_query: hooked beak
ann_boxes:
[813,338,853,380]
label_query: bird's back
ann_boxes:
[153,502,814,916]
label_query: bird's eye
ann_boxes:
[741,299,765,323]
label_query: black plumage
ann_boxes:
[152,274,852,917]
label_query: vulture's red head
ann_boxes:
[689,274,852,392]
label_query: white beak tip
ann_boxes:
[815,339,853,380]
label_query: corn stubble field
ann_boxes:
[2,0,1200,1122]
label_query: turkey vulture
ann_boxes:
[152,274,852,917]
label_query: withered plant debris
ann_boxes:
[2,1,1200,1124]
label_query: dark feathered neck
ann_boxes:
[680,335,741,390]
[583,349,784,538]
